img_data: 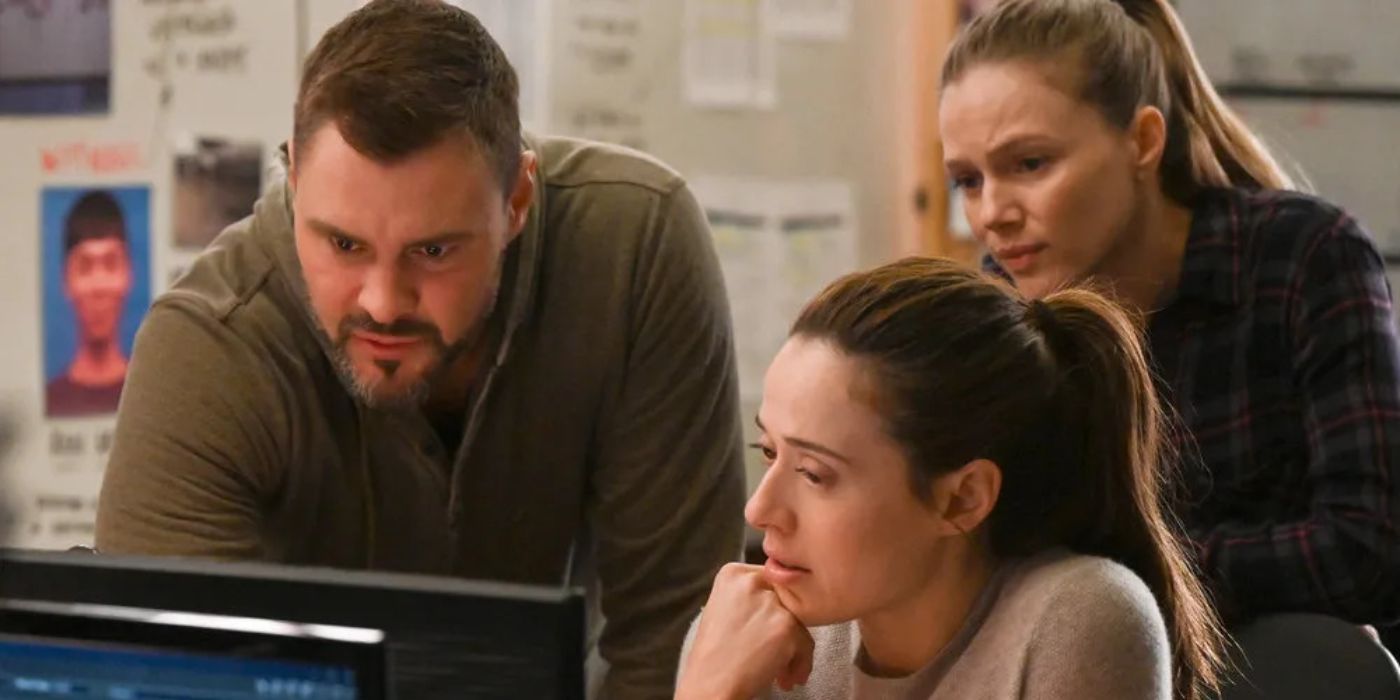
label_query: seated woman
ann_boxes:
[676,258,1227,699]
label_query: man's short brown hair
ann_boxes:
[294,0,521,191]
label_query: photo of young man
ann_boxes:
[42,187,151,418]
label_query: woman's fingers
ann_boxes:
[679,561,813,697]
[774,622,815,690]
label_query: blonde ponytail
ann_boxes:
[1116,0,1302,197]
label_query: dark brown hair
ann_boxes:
[294,0,521,190]
[942,0,1298,203]
[64,190,126,256]
[793,257,1228,700]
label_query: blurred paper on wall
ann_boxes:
[693,176,855,401]
[553,0,650,151]
[683,0,776,109]
[444,0,552,129]
[768,0,851,41]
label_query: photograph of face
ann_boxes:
[0,0,111,115]
[173,136,263,250]
[42,187,151,418]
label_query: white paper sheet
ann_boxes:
[692,177,857,400]
[8,418,113,548]
[767,0,851,41]
[553,0,650,151]
[772,181,858,322]
[442,0,553,129]
[683,0,777,109]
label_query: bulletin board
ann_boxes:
[0,0,946,547]
[0,0,298,548]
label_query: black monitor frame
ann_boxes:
[0,549,586,699]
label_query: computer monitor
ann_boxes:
[0,599,384,699]
[0,549,586,699]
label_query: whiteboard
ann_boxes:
[1232,99,1400,254]
[1175,0,1400,90]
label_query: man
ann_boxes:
[47,190,133,417]
[95,1,746,695]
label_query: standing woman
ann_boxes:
[939,0,1400,627]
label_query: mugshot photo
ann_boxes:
[41,186,151,419]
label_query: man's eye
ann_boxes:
[422,244,445,258]
[1018,157,1047,172]
[331,235,357,253]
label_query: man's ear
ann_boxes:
[1129,105,1168,178]
[931,458,1002,537]
[504,150,538,246]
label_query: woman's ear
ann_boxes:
[932,458,1002,536]
[1129,105,1168,177]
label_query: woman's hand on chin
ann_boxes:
[676,563,814,700]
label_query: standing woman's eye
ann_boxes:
[951,173,982,191]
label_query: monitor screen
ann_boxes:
[0,601,384,700]
[0,635,359,699]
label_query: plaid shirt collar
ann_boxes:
[1170,188,1244,311]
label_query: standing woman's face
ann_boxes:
[940,60,1145,300]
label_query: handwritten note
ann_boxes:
[555,0,651,150]
[692,176,857,399]
[40,141,144,175]
[140,0,252,109]
[683,0,777,109]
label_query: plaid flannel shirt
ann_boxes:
[990,187,1400,625]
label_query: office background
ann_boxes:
[0,0,1395,551]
